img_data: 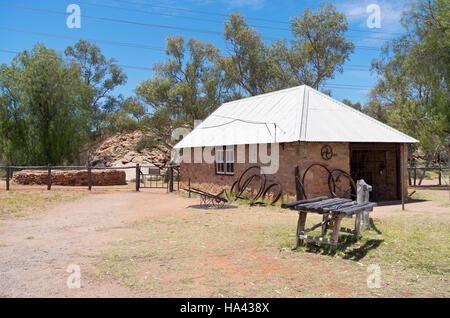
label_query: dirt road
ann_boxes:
[0,190,198,297]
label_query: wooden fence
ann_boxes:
[0,164,179,192]
[408,166,449,187]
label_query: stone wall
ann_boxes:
[179,142,350,198]
[13,170,126,186]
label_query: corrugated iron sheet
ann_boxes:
[174,85,418,149]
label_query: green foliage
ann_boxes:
[135,136,157,152]
[65,40,128,135]
[102,96,148,133]
[342,99,362,111]
[221,3,354,95]
[0,43,93,165]
[135,36,233,148]
[369,0,449,157]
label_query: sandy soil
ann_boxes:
[0,189,198,297]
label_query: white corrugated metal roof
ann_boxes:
[174,85,418,148]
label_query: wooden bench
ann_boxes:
[282,180,376,250]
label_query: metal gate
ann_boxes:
[138,165,179,191]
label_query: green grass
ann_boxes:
[423,169,449,180]
[410,189,450,206]
[94,189,450,297]
[0,190,87,219]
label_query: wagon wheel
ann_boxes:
[228,180,240,201]
[328,169,356,199]
[261,182,283,205]
[237,173,266,203]
[236,165,262,193]
[301,163,332,199]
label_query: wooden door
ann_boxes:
[350,144,400,202]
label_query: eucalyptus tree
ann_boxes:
[221,3,355,95]
[65,40,128,136]
[0,43,93,165]
[368,0,449,157]
[136,36,232,142]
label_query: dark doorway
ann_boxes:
[350,143,400,202]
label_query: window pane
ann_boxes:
[226,147,234,162]
[216,149,224,163]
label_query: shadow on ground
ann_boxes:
[299,218,384,261]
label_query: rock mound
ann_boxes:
[91,130,170,180]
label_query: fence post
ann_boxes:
[88,164,92,191]
[136,164,140,192]
[188,177,191,198]
[168,166,174,192]
[47,164,52,191]
[6,165,10,191]
[414,166,417,186]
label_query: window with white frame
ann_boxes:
[215,146,234,175]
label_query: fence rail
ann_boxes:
[0,164,179,192]
[408,166,449,187]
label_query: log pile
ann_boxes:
[13,169,126,186]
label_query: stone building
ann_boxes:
[174,85,417,202]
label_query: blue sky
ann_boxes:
[0,0,408,105]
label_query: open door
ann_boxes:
[350,143,401,202]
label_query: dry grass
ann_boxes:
[0,185,87,219]
[95,189,449,297]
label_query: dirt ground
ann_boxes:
[0,186,448,297]
[0,188,196,297]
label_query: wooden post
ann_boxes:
[47,164,52,191]
[354,213,361,241]
[135,164,140,192]
[88,165,92,191]
[294,166,303,200]
[414,166,417,186]
[330,216,343,250]
[400,146,405,211]
[408,168,411,186]
[357,179,372,230]
[188,177,191,198]
[6,166,10,191]
[168,166,174,192]
[438,157,442,186]
[292,211,307,250]
[321,214,329,237]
